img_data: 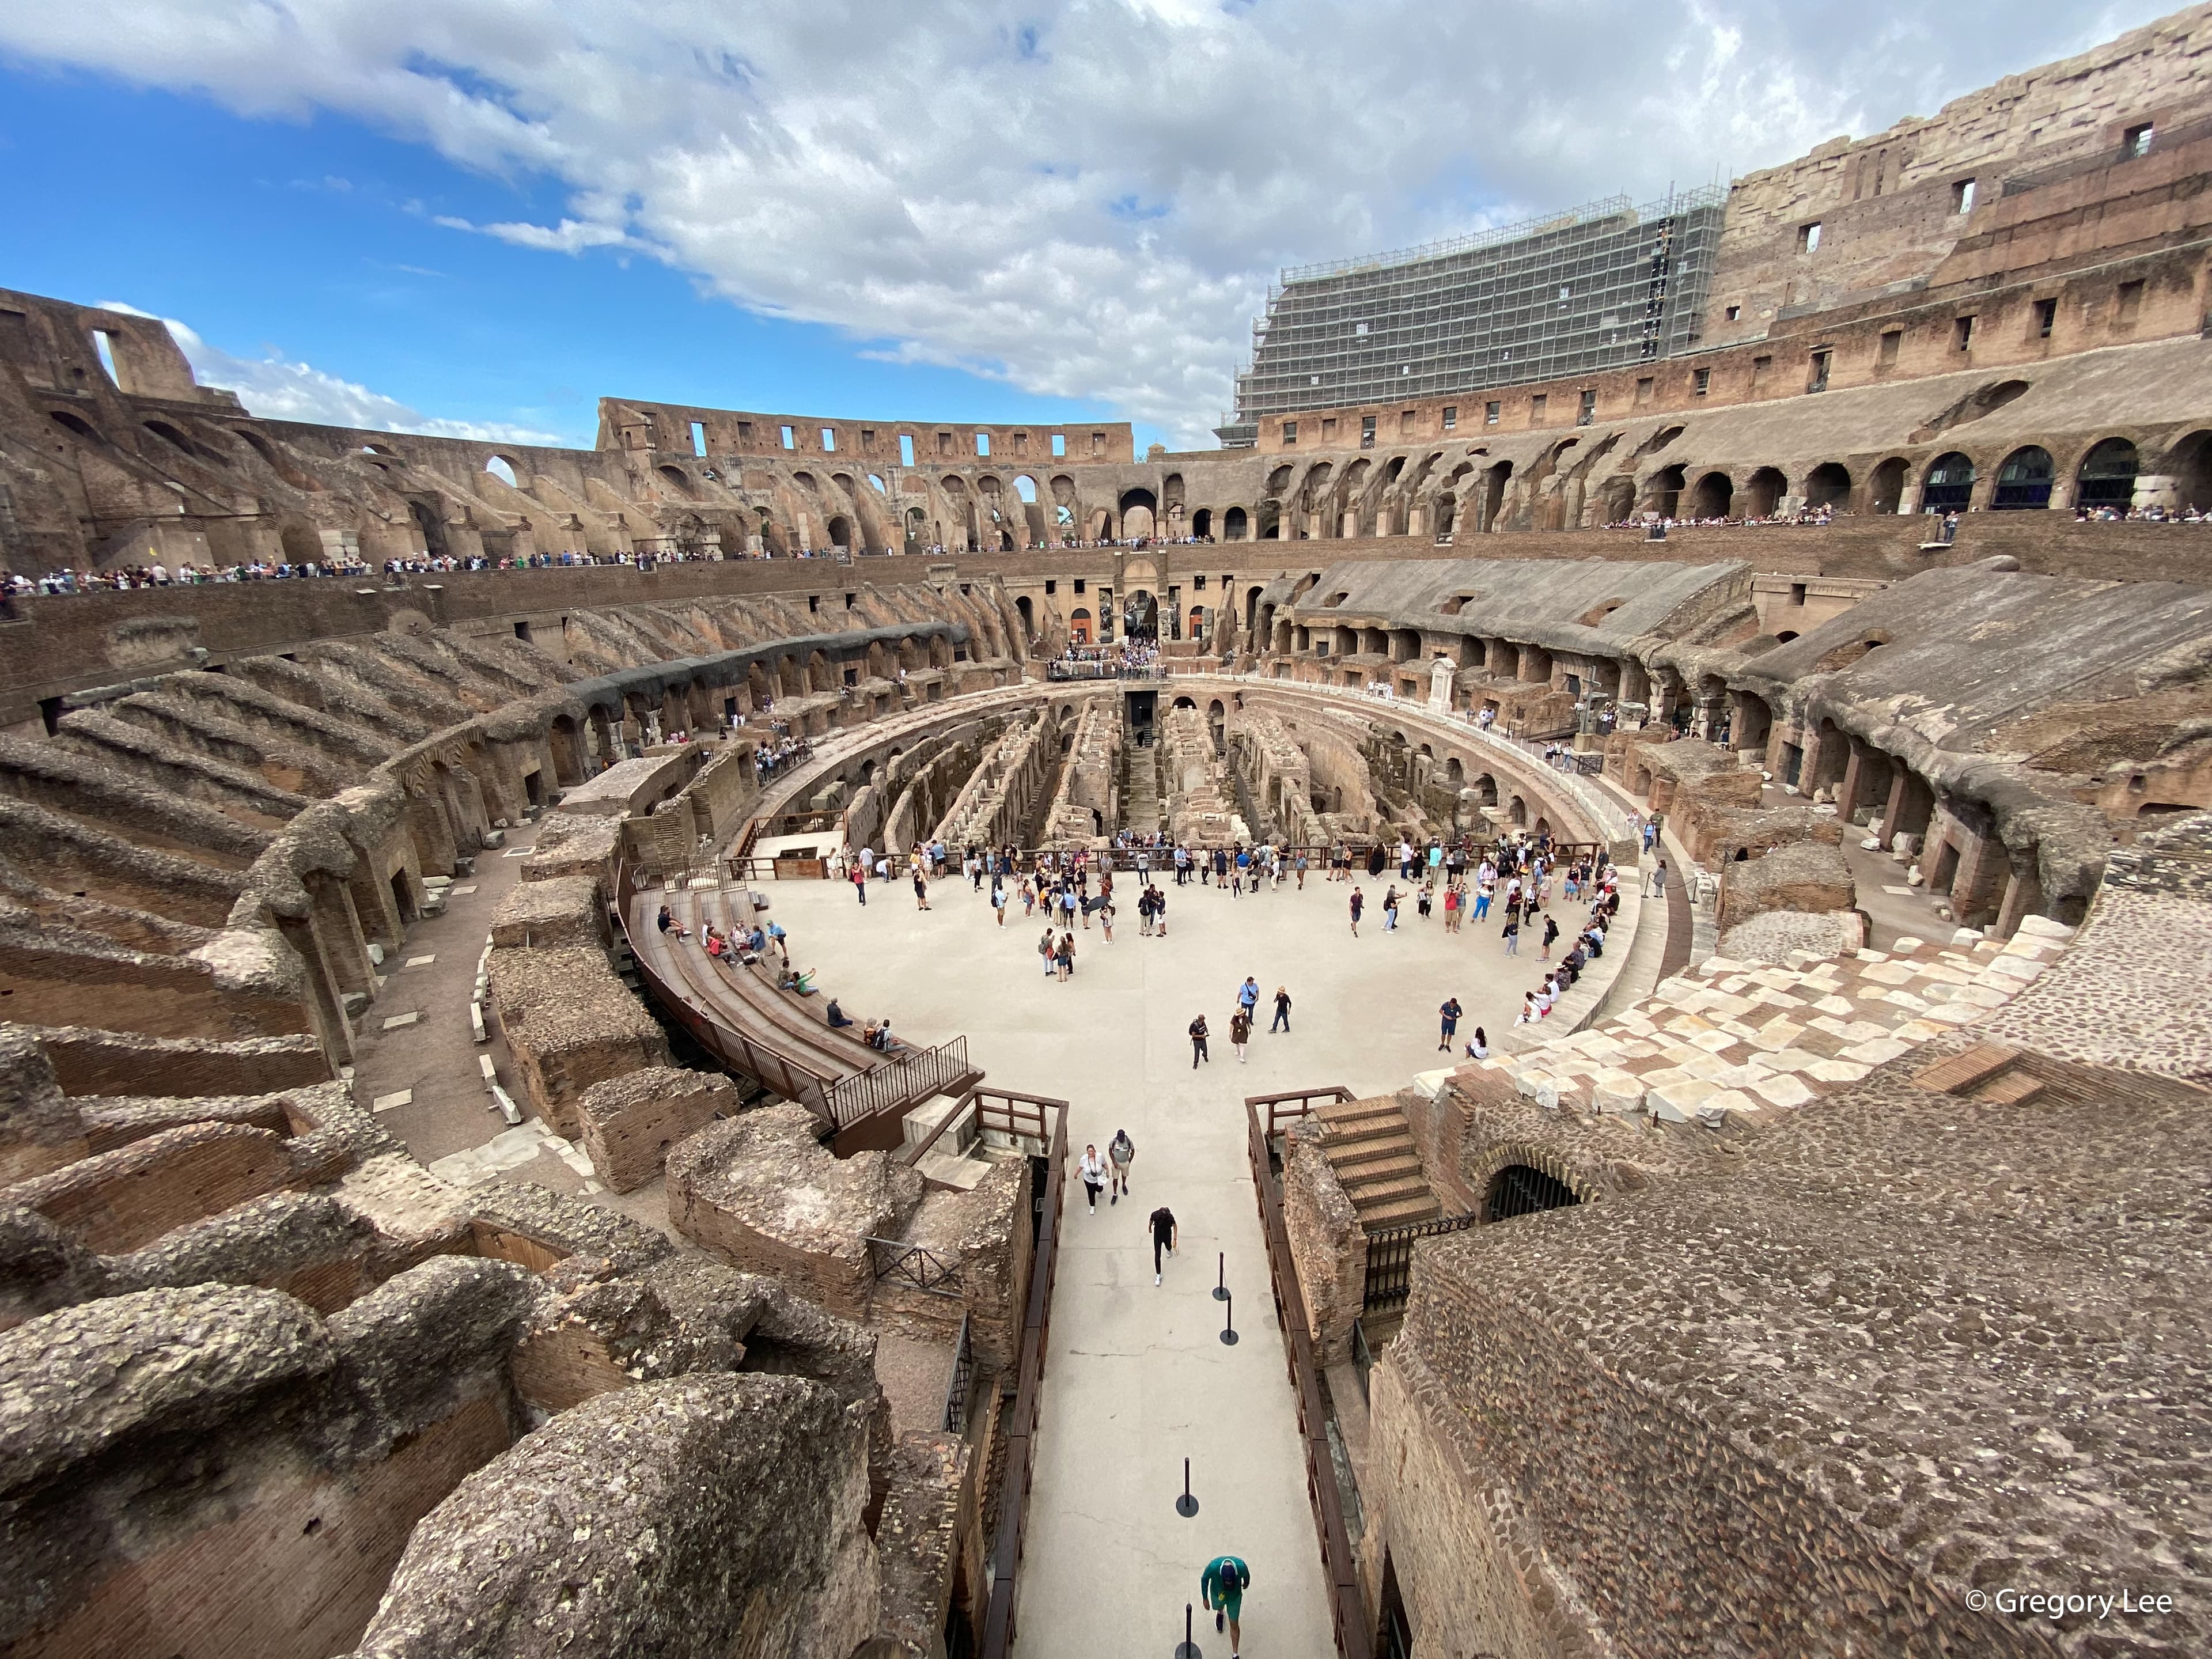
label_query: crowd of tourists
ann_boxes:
[6,543,791,597]
[1600,505,1839,532]
[1047,639,1162,680]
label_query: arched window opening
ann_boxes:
[1921,452,1974,512]
[485,455,520,488]
[1689,471,1732,518]
[1804,462,1851,510]
[1994,446,2054,510]
[1868,457,1908,513]
[1745,467,1787,518]
[1484,1165,1580,1222]
[2075,438,2139,511]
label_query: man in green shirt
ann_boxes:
[1201,1554,1251,1656]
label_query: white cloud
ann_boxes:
[14,1,2175,445]
[95,302,562,443]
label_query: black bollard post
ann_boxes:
[1213,1251,1229,1301]
[1176,1455,1199,1517]
[1220,1289,1239,1345]
[1174,1599,1202,1659]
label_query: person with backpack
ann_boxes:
[1201,1555,1251,1656]
[1149,1202,1177,1285]
[1108,1128,1134,1202]
[1189,1013,1210,1069]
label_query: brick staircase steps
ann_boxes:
[1315,1094,1444,1231]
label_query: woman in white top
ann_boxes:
[1464,1027,1490,1060]
[1079,1145,1109,1215]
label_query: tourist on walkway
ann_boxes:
[1465,1025,1488,1060]
[1150,1202,1177,1285]
[1190,1013,1210,1068]
[851,861,868,905]
[1382,887,1400,931]
[1056,932,1074,980]
[1039,927,1056,977]
[1442,884,1460,933]
[1202,1555,1251,1655]
[1503,914,1521,955]
[1649,858,1669,900]
[1271,986,1292,1032]
[1153,884,1169,937]
[1238,977,1260,1022]
[991,881,1006,926]
[1230,1007,1252,1062]
[1108,1128,1134,1201]
[1439,997,1462,1051]
[1349,887,1365,937]
[1541,914,1559,960]
[912,869,931,910]
[1079,1144,1108,1214]
[1295,850,1308,889]
[1099,899,1115,942]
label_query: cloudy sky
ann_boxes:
[0,0,2173,450]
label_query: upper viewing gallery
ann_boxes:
[2,8,2211,1659]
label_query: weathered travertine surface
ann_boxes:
[347,1373,881,1659]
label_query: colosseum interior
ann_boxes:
[3,7,2211,1659]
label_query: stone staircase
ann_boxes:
[1316,1094,1440,1229]
[1122,744,1162,837]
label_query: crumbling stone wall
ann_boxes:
[1161,705,1240,845]
[1279,1122,1364,1365]
[666,1103,923,1320]
[1714,839,1856,936]
[576,1065,739,1194]
[1040,696,1122,847]
[345,1372,881,1659]
[487,943,669,1136]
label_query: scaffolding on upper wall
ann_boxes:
[1225,187,1726,434]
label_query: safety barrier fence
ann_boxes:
[1245,1088,1374,1659]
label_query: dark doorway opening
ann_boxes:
[1484,1164,1579,1222]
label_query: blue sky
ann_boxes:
[0,1,2165,452]
[0,64,1135,452]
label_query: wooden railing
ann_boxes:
[903,1082,1065,1169]
[1246,1084,1355,1142]
[1245,1091,1374,1659]
[978,1096,1067,1659]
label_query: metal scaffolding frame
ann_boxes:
[1227,187,1726,429]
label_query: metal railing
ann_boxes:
[1244,1092,1374,1659]
[1361,1212,1480,1313]
[823,1035,974,1129]
[868,1235,965,1298]
[944,1310,976,1435]
[978,1097,1069,1659]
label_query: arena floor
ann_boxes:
[766,862,1548,1659]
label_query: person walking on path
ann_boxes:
[1108,1128,1134,1202]
[1382,887,1400,931]
[1237,977,1260,1023]
[1039,927,1057,978]
[851,859,868,905]
[1099,899,1115,942]
[1349,886,1365,937]
[1149,1203,1177,1285]
[1189,1013,1210,1068]
[991,881,1006,927]
[1541,914,1559,960]
[1230,1006,1252,1062]
[1439,996,1463,1051]
[1271,986,1292,1033]
[1502,913,1521,956]
[1078,1144,1108,1215]
[1202,1555,1251,1656]
[1649,858,1669,901]
[1294,850,1308,889]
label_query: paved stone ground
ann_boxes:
[345,825,607,1202]
[763,864,1557,1659]
[1475,919,2075,1124]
